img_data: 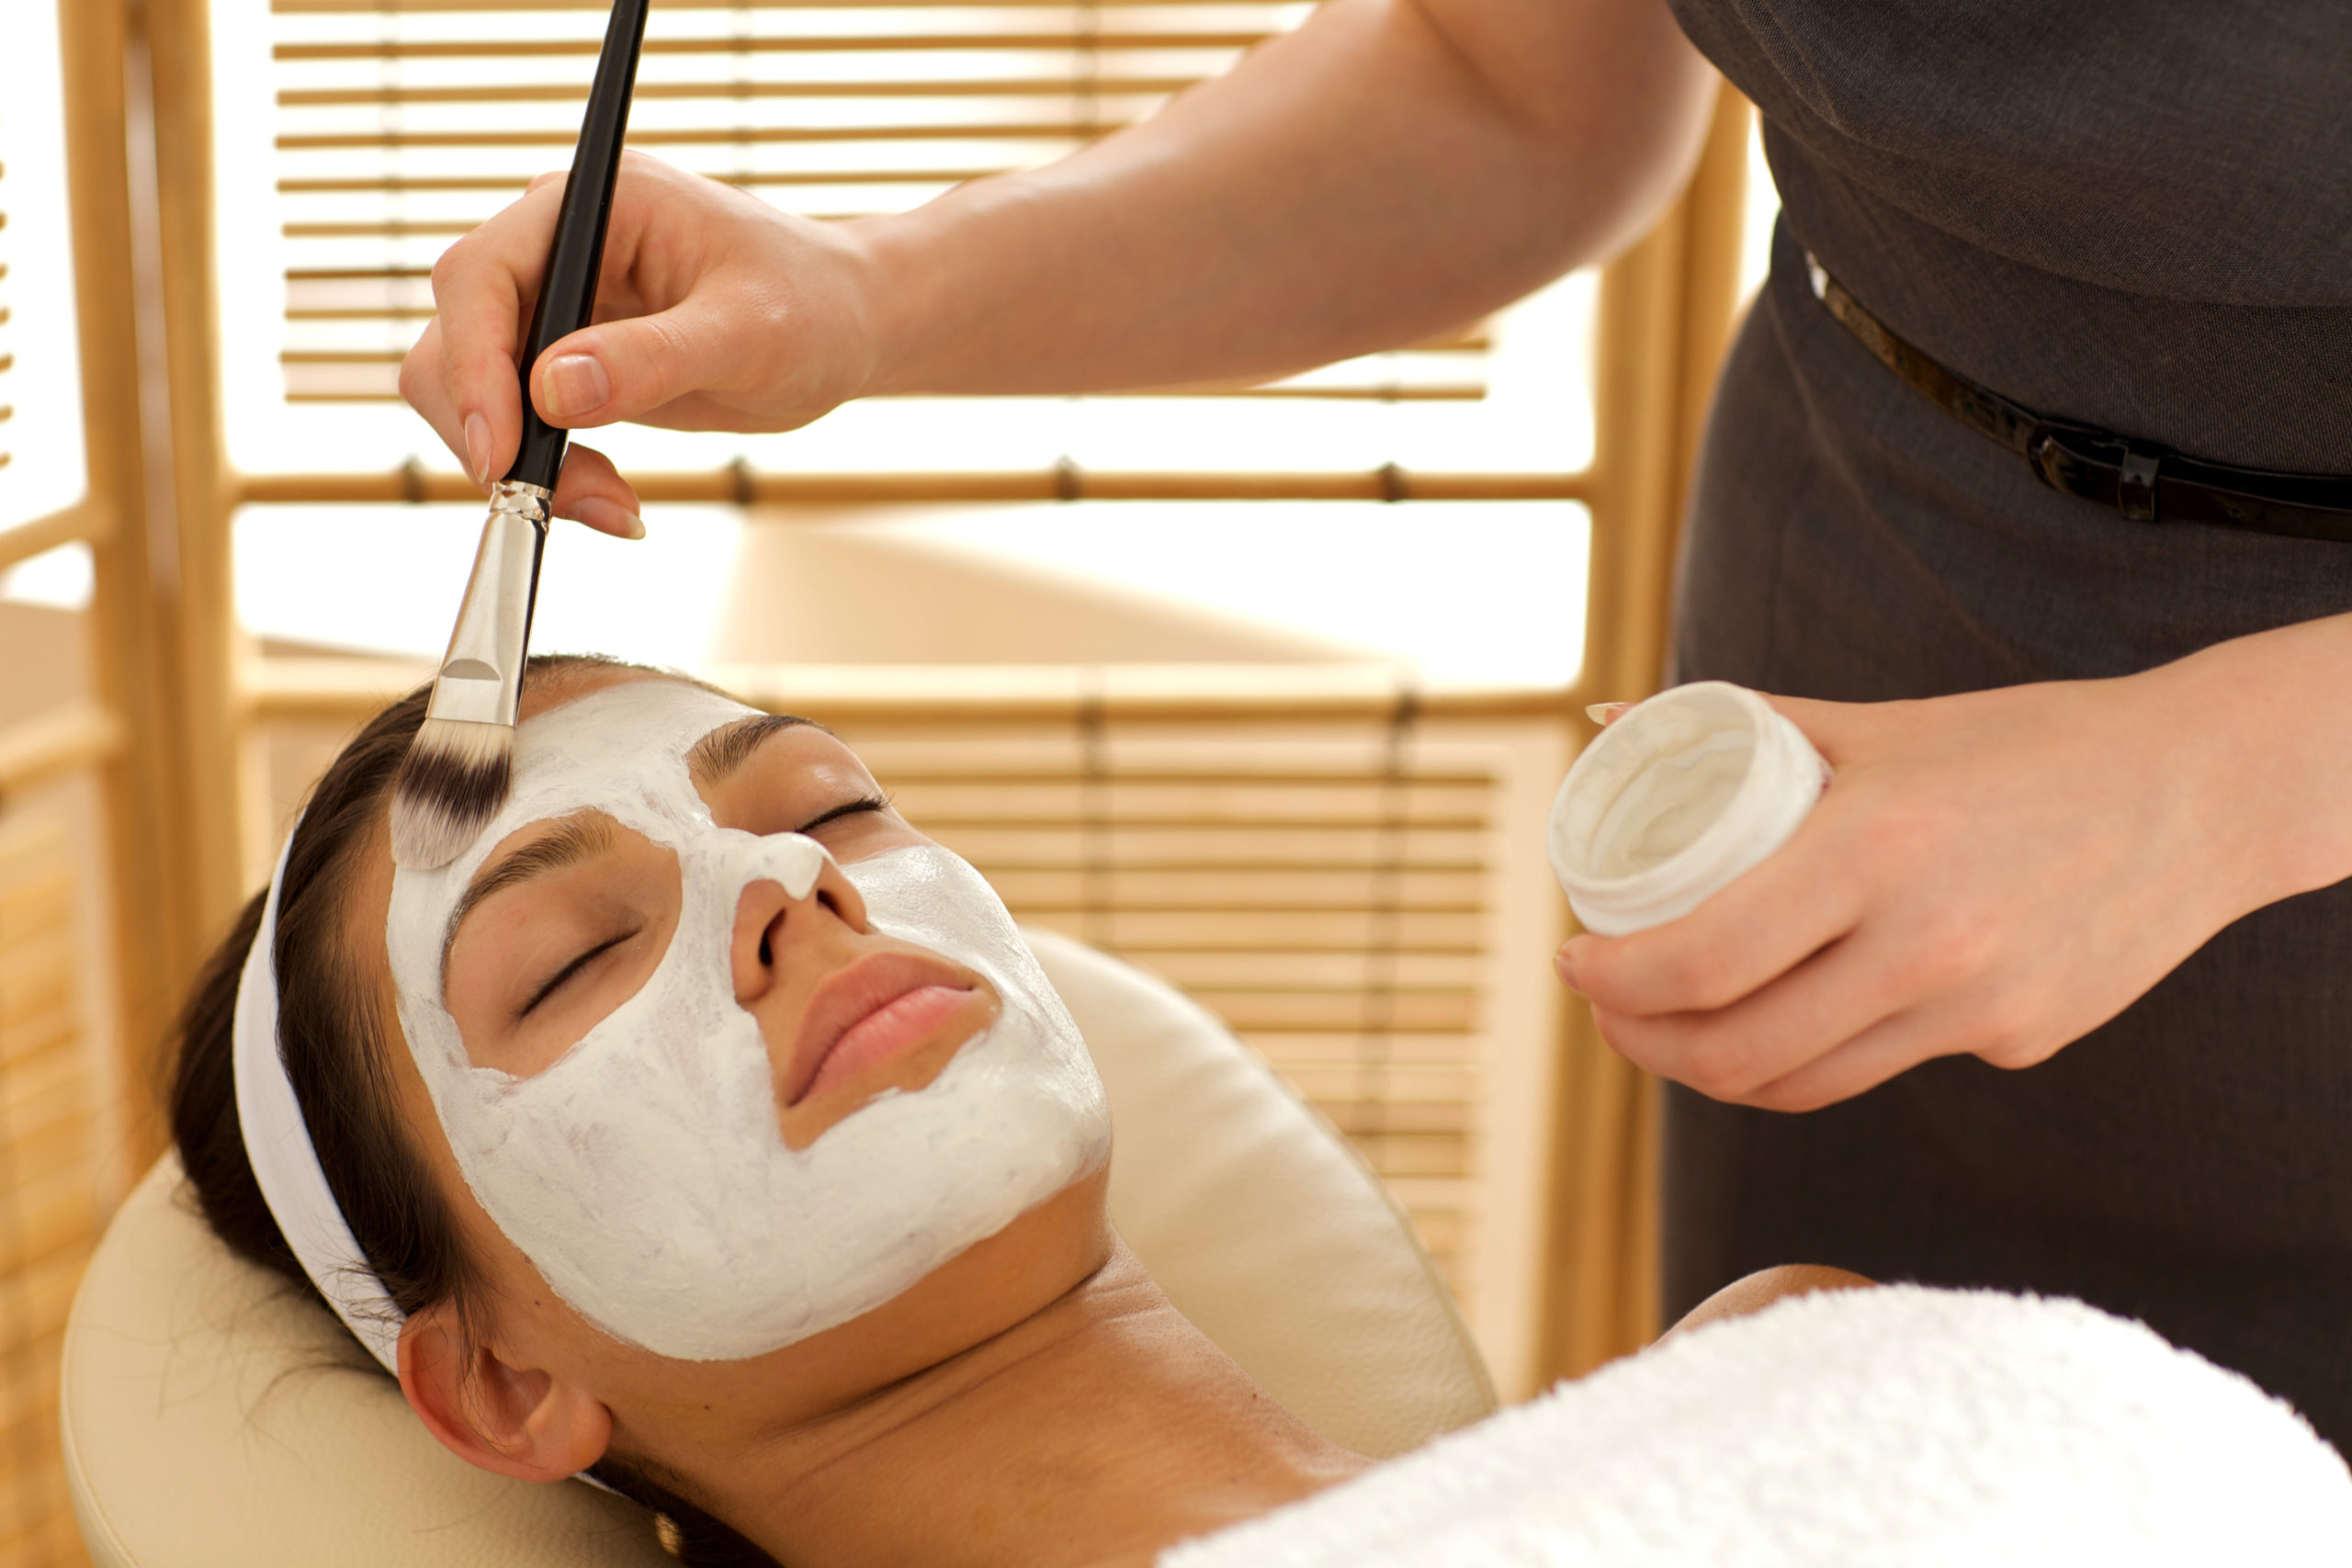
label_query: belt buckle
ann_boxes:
[2028,423,2165,525]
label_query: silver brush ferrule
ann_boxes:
[424,480,553,728]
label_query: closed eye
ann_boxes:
[519,927,639,1019]
[797,794,890,834]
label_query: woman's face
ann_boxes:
[436,706,990,1151]
[345,669,1114,1438]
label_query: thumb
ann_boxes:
[527,299,737,428]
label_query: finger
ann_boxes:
[1561,808,1867,1017]
[1589,918,1921,1101]
[397,319,472,478]
[528,294,754,429]
[1738,1002,1963,1112]
[547,444,644,538]
[424,182,569,478]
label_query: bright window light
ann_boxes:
[0,0,91,534]
[0,540,94,612]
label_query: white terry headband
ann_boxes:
[232,818,406,1375]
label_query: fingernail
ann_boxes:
[462,412,492,487]
[1584,701,1634,727]
[1554,945,1581,990]
[570,498,646,539]
[541,354,610,421]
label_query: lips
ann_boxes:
[783,950,979,1108]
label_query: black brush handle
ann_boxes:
[506,0,652,493]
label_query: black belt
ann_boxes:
[1805,255,2352,545]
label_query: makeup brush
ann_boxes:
[389,0,652,869]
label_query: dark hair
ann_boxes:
[169,656,778,1568]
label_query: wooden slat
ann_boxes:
[280,77,1204,106]
[1278,1063,1479,1102]
[277,120,1146,151]
[1110,949,1484,992]
[275,0,1261,9]
[879,766,1493,786]
[1241,1029,1479,1064]
[0,1109,92,1195]
[0,1167,97,1278]
[0,701,126,804]
[0,806,99,1568]
[281,378,1483,401]
[986,868,1490,908]
[0,1044,89,1150]
[0,1329,67,1438]
[0,870,73,937]
[273,349,1485,401]
[232,465,1592,507]
[274,33,1272,61]
[944,827,1489,866]
[0,501,112,575]
[1346,1133,1472,1178]
[1173,989,1476,1033]
[899,795,1490,828]
[0,953,76,1043]
[277,167,1002,193]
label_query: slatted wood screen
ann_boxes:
[0,797,100,1568]
[256,696,1573,1393]
[258,0,1487,408]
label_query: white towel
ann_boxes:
[1163,1285,2352,1566]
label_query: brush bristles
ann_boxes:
[390,717,514,869]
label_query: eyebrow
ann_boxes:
[440,812,617,976]
[687,712,818,787]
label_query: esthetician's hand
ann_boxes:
[1555,625,2352,1111]
[400,152,881,537]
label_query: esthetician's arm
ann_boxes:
[401,0,1713,532]
[1556,613,2352,1111]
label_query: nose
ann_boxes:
[729,846,870,1007]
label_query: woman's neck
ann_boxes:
[709,1244,1369,1566]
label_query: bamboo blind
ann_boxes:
[0,799,99,1568]
[256,0,1494,411]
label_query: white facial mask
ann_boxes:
[385,681,1111,1361]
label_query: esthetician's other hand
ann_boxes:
[400,152,880,537]
[1555,621,2352,1111]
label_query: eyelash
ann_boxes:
[517,795,890,1019]
[520,929,636,1019]
[796,793,891,833]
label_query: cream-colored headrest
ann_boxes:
[64,928,1492,1566]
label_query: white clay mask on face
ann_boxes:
[385,681,1111,1361]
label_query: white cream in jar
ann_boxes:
[1547,682,1830,936]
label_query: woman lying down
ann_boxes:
[174,657,2350,1566]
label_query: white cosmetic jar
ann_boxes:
[1547,681,1831,937]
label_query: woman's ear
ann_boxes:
[398,1303,613,1483]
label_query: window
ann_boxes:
[0,0,88,535]
[216,0,1596,496]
